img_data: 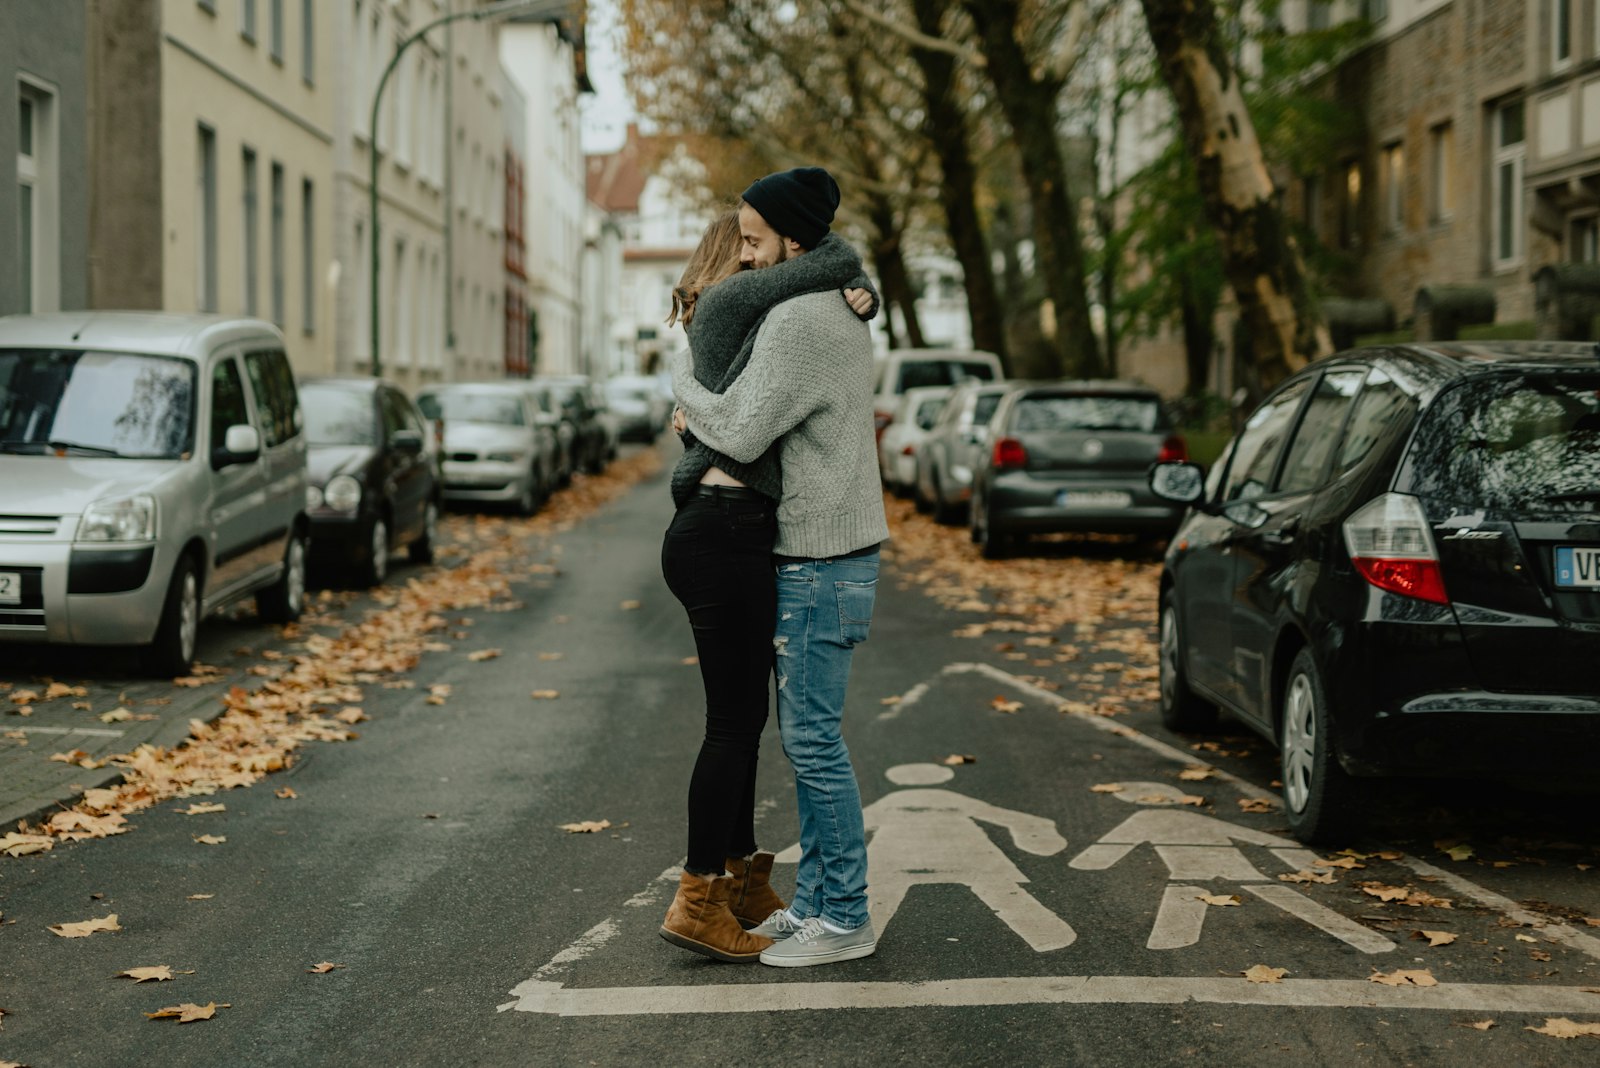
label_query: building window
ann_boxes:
[17,80,60,314]
[270,0,285,63]
[302,0,315,84]
[197,124,218,313]
[1491,100,1526,268]
[198,0,216,13]
[1428,123,1454,224]
[354,219,369,364]
[1339,160,1361,249]
[395,237,410,367]
[242,0,257,42]
[1361,0,1388,22]
[270,162,285,325]
[1301,175,1321,235]
[1552,0,1572,71]
[1381,142,1404,233]
[242,148,258,316]
[301,179,315,335]
[1571,215,1598,262]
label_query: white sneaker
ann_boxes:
[759,917,876,967]
[749,908,804,941]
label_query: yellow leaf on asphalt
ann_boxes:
[1280,870,1336,885]
[1414,930,1458,947]
[275,787,298,800]
[49,914,120,938]
[1178,766,1213,781]
[1243,965,1287,984]
[1316,856,1365,870]
[117,966,175,983]
[1178,795,1207,807]
[989,697,1023,714]
[558,819,611,833]
[1531,949,1554,962]
[0,832,53,857]
[1457,1020,1495,1031]
[1237,798,1274,813]
[1089,783,1124,793]
[335,707,367,725]
[1525,1017,1600,1039]
[100,707,133,723]
[941,754,976,766]
[187,894,214,901]
[620,600,641,610]
[1197,894,1242,907]
[538,652,565,661]
[192,835,226,846]
[1440,843,1475,862]
[1516,934,1539,942]
[467,648,501,662]
[49,748,91,764]
[307,961,345,974]
[178,803,225,816]
[680,656,698,666]
[1374,850,1404,861]
[880,695,902,706]
[145,1002,229,1024]
[1369,969,1437,987]
[530,690,560,700]
[1362,884,1410,902]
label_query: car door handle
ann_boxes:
[1261,518,1301,547]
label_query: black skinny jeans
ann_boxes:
[660,491,778,875]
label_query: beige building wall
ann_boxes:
[450,10,505,384]
[159,0,338,375]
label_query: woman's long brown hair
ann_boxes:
[667,210,742,328]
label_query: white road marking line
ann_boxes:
[971,660,1600,962]
[10,726,126,738]
[504,975,1600,1017]
[875,680,931,721]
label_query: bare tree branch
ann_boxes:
[835,0,986,66]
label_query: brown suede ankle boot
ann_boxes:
[659,871,774,962]
[724,852,787,929]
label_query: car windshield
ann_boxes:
[1014,394,1162,433]
[896,360,996,392]
[417,391,524,426]
[0,348,196,459]
[300,387,375,446]
[1409,373,1600,509]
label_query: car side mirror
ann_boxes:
[391,428,424,453]
[213,423,260,469]
[1149,461,1204,504]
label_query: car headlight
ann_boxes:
[77,494,156,542]
[306,484,324,510]
[324,475,362,512]
[486,451,526,464]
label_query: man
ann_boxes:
[668,166,889,968]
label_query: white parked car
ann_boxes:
[417,383,555,516]
[877,386,951,496]
[871,348,1003,443]
[0,312,309,676]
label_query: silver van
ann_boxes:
[0,312,309,675]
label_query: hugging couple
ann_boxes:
[658,166,888,968]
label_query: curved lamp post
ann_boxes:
[368,0,575,378]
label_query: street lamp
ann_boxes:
[367,0,576,378]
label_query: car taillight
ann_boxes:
[901,444,916,455]
[874,410,893,442]
[1342,493,1449,605]
[1158,434,1188,463]
[992,437,1028,471]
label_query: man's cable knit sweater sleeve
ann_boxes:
[669,299,839,464]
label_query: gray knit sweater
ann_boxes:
[669,290,890,558]
[669,234,874,507]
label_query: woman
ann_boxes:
[658,210,875,962]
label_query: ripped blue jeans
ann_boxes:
[773,550,880,930]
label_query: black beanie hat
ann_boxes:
[740,167,840,250]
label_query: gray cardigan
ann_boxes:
[669,233,874,507]
[670,290,890,558]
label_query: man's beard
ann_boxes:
[773,242,788,265]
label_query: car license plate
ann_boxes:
[1554,546,1600,588]
[1055,490,1131,509]
[0,571,19,605]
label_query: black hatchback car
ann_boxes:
[969,381,1189,557]
[1150,342,1600,843]
[299,378,441,587]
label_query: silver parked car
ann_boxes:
[416,383,555,515]
[878,385,951,495]
[915,380,1009,523]
[0,312,309,676]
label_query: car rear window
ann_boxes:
[895,360,996,392]
[1013,394,1163,433]
[972,393,1002,426]
[1408,372,1600,509]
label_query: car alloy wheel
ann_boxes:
[1278,646,1357,844]
[1157,592,1217,731]
[177,568,198,665]
[410,501,438,564]
[365,517,389,586]
[1281,672,1316,815]
[285,535,306,616]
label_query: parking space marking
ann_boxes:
[9,726,126,738]
[503,975,1600,1017]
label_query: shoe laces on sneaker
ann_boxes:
[763,909,804,936]
[789,917,830,944]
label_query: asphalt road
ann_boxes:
[2,449,1598,1067]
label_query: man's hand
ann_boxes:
[843,287,874,317]
[672,407,688,435]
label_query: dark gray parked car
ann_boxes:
[969,381,1189,558]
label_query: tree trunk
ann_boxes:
[962,0,1102,379]
[865,196,925,348]
[910,0,1006,360]
[1138,0,1329,390]
[1179,269,1215,396]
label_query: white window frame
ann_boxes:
[17,76,60,314]
[1428,122,1454,224]
[1552,0,1573,73]
[1491,101,1526,270]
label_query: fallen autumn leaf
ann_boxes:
[144,1002,229,1024]
[307,962,345,974]
[1369,969,1438,988]
[116,966,175,983]
[1243,965,1287,984]
[1525,1017,1600,1039]
[49,914,120,938]
[558,820,611,834]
